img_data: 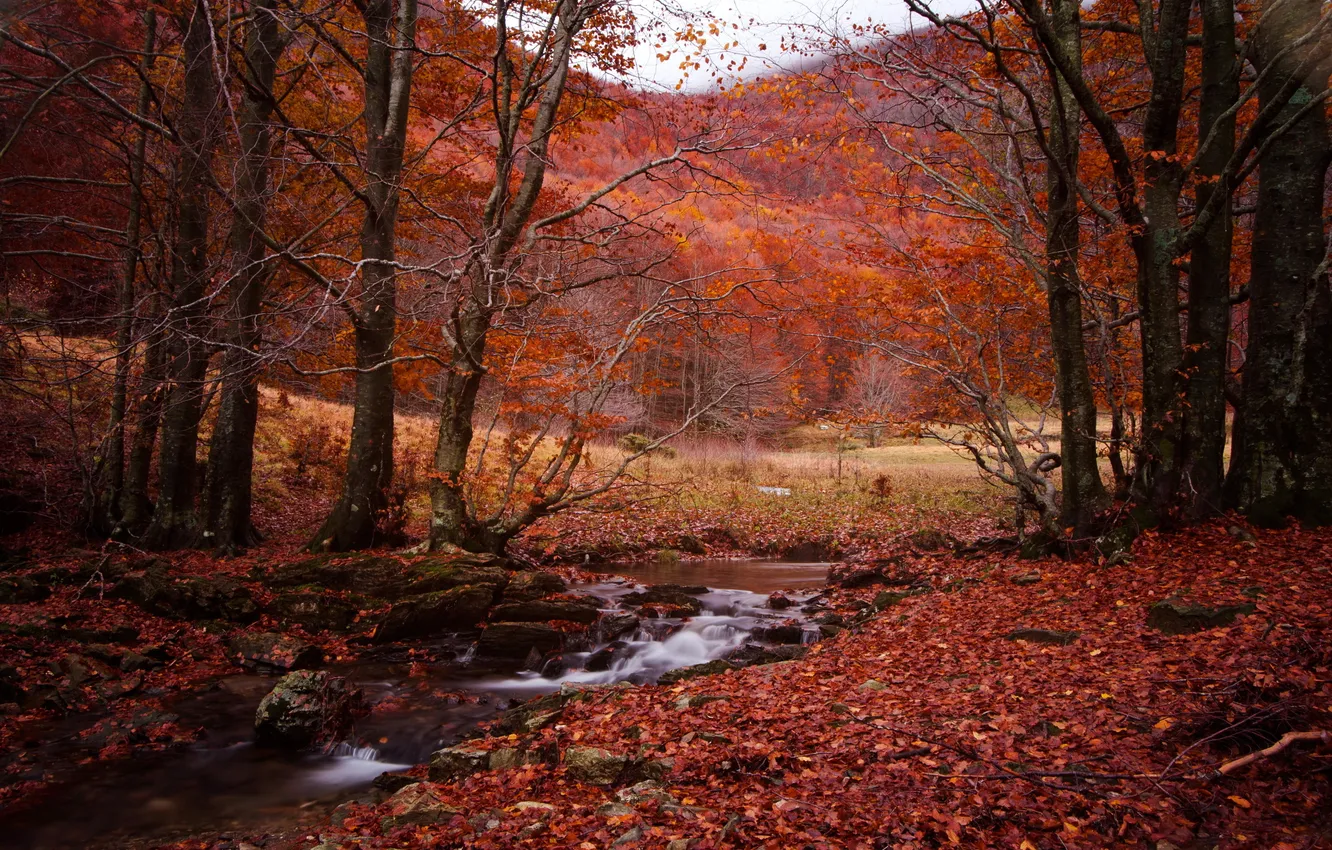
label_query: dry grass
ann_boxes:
[223,387,1012,549]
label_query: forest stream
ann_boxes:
[1,560,830,849]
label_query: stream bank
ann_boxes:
[0,557,834,849]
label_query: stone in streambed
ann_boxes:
[476,622,565,659]
[372,585,493,642]
[254,670,361,750]
[586,640,630,672]
[503,572,568,602]
[593,611,639,643]
[725,643,807,667]
[620,587,703,615]
[489,594,603,624]
[752,622,806,644]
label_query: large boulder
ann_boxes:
[503,572,568,602]
[1146,598,1256,635]
[254,670,361,749]
[227,632,323,672]
[372,585,494,642]
[476,622,564,659]
[266,591,360,633]
[113,566,258,622]
[266,553,508,601]
[489,594,602,624]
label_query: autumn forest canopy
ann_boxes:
[1,0,1331,847]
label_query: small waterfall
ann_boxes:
[324,743,382,761]
[475,584,817,692]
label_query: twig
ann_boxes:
[1217,730,1330,776]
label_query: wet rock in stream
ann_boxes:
[489,594,603,624]
[503,571,568,601]
[476,622,566,659]
[372,585,494,642]
[254,670,363,749]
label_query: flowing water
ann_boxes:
[0,559,829,849]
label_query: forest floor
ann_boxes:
[0,519,1327,849]
[219,521,1329,850]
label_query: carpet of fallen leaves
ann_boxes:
[270,521,1331,850]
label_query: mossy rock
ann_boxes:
[503,572,568,602]
[1005,628,1080,646]
[475,622,565,659]
[1146,598,1255,635]
[254,670,361,749]
[112,566,258,623]
[372,585,494,642]
[489,594,602,625]
[564,746,627,785]
[266,591,360,633]
[657,659,737,685]
[267,553,507,601]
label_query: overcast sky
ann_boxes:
[619,0,976,90]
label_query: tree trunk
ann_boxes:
[428,314,489,551]
[117,330,167,533]
[1180,0,1239,519]
[423,0,587,553]
[96,8,156,534]
[203,0,285,553]
[308,0,416,552]
[1042,0,1106,535]
[1131,0,1193,517]
[1226,0,1331,525]
[142,0,221,549]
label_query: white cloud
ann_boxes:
[613,0,976,90]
